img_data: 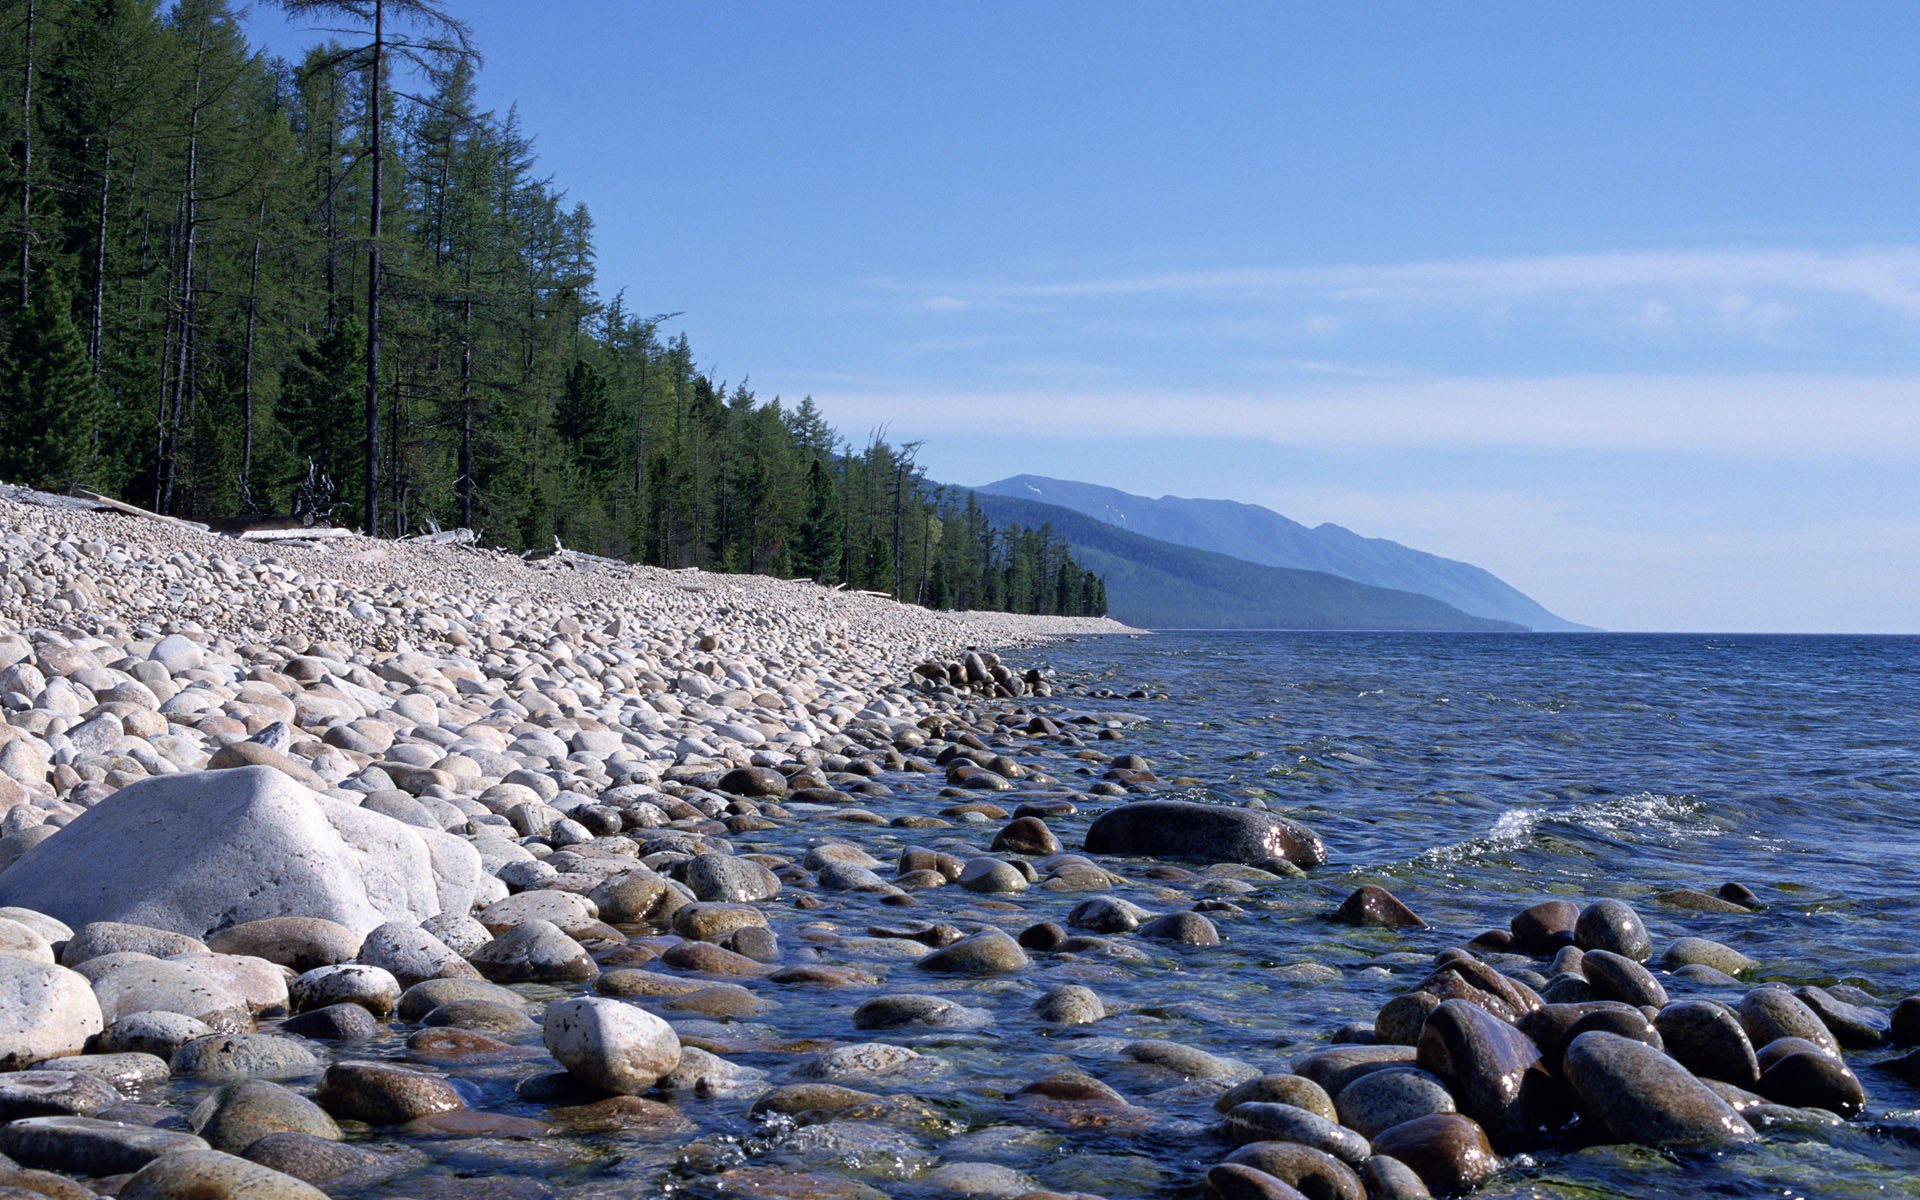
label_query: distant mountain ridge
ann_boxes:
[969,493,1524,632]
[976,475,1588,632]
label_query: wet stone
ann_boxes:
[1203,1163,1310,1200]
[0,1116,208,1175]
[1580,949,1668,1008]
[1336,886,1426,929]
[315,1061,465,1124]
[1335,1067,1457,1140]
[1660,936,1755,976]
[242,1132,416,1190]
[1739,987,1842,1058]
[1216,1075,1337,1122]
[1138,911,1222,945]
[1563,1031,1756,1147]
[1795,985,1890,1049]
[1510,900,1579,954]
[851,994,990,1030]
[1757,1045,1867,1116]
[916,929,1029,974]
[1222,1103,1370,1166]
[1368,1114,1498,1196]
[0,1070,122,1121]
[1415,998,1560,1148]
[1033,984,1106,1025]
[1654,1000,1760,1086]
[1573,900,1651,962]
[189,1079,341,1155]
[1223,1142,1365,1200]
[278,1002,379,1042]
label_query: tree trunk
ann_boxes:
[161,78,202,515]
[89,138,111,369]
[18,0,33,311]
[458,282,473,529]
[241,191,266,487]
[363,0,384,536]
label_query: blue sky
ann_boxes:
[246,2,1920,633]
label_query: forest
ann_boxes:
[0,0,1107,619]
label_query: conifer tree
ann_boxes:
[1,270,99,490]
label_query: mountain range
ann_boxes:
[969,475,1590,633]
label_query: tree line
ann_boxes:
[0,0,1106,618]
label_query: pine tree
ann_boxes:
[1,270,100,490]
[796,456,841,581]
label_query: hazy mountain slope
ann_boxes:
[977,475,1589,632]
[971,493,1524,632]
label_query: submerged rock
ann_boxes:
[1083,800,1326,867]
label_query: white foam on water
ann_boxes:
[1417,791,1710,867]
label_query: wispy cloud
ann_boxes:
[818,373,1920,458]
[916,246,1920,315]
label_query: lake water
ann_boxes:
[1029,629,1920,1198]
[232,630,1920,1200]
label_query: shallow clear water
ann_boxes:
[1027,630,1920,1197]
[161,631,1920,1200]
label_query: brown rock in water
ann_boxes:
[1563,1031,1756,1147]
[991,816,1061,856]
[1336,886,1426,929]
[1510,900,1579,953]
[1416,998,1563,1148]
[1370,1113,1498,1195]
[1083,800,1326,867]
[1204,1162,1311,1200]
[1654,1000,1760,1087]
[1756,1044,1867,1116]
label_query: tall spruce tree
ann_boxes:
[2,270,99,490]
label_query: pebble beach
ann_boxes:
[0,485,1913,1200]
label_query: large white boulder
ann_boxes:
[0,767,482,940]
[0,957,102,1067]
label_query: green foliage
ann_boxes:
[0,0,1104,618]
[0,271,100,490]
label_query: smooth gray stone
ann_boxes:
[1564,1031,1756,1147]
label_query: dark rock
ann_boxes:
[1655,1000,1760,1087]
[717,767,786,798]
[1360,1155,1434,1200]
[1217,1075,1337,1121]
[278,1003,379,1042]
[0,1115,207,1174]
[1510,900,1578,954]
[1756,1045,1866,1117]
[1573,900,1651,962]
[1518,1002,1646,1064]
[1416,999,1561,1148]
[991,816,1060,856]
[1223,1142,1364,1200]
[1795,985,1890,1049]
[1139,911,1221,945]
[1292,1045,1419,1095]
[1895,996,1920,1046]
[314,1061,464,1124]
[1335,1067,1455,1140]
[1221,1102,1370,1165]
[1018,922,1066,951]
[1739,987,1841,1057]
[1580,950,1668,1008]
[1203,1163,1309,1200]
[1563,1031,1756,1146]
[1083,800,1326,867]
[1369,1114,1497,1195]
[1336,886,1425,929]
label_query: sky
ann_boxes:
[244,2,1920,633]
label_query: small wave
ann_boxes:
[1416,792,1710,867]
